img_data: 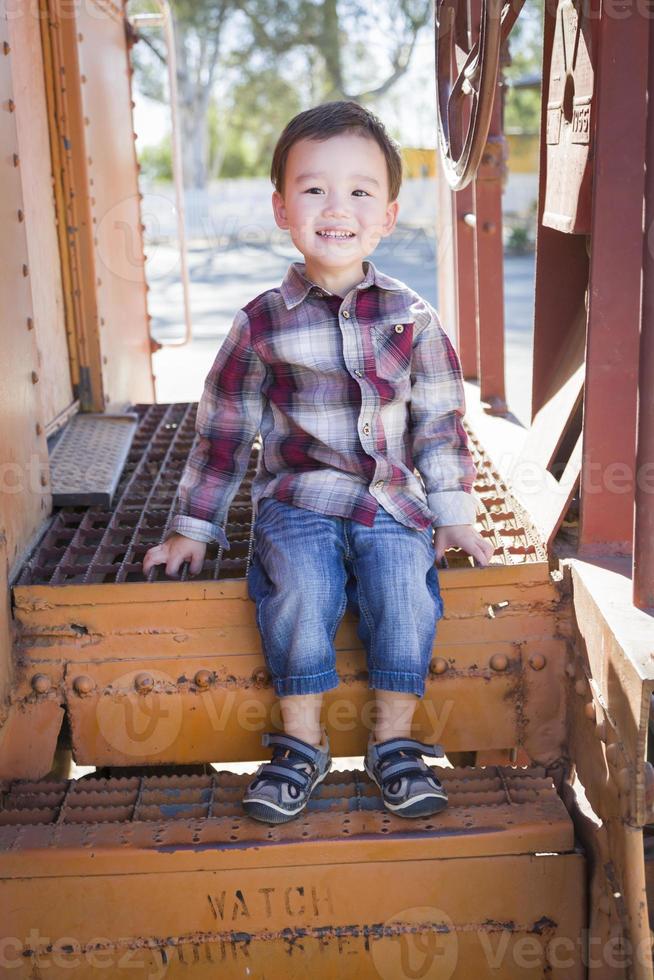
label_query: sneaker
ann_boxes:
[242,732,331,824]
[365,736,448,818]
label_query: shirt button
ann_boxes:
[354,369,363,378]
[342,310,351,319]
[394,323,404,333]
[362,423,371,435]
[375,480,384,489]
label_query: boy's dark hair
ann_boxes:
[271,100,403,202]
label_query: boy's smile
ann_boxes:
[272,131,399,296]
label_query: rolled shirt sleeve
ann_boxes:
[169,310,266,549]
[409,301,479,527]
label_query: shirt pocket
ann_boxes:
[371,320,414,383]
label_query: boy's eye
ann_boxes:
[304,187,324,194]
[352,189,371,197]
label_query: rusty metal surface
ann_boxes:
[578,12,648,556]
[49,413,138,507]
[15,403,546,588]
[0,766,586,978]
[542,0,596,233]
[633,16,654,611]
[9,1,74,428]
[562,556,654,980]
[0,5,51,576]
[0,765,568,845]
[42,0,154,412]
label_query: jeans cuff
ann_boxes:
[273,668,340,697]
[368,669,426,697]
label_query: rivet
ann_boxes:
[574,678,586,696]
[605,742,619,767]
[22,264,28,277]
[73,674,94,695]
[134,672,154,694]
[194,669,212,688]
[529,654,546,671]
[80,74,86,83]
[31,371,39,384]
[3,42,10,55]
[31,673,51,694]
[12,153,19,166]
[40,473,48,487]
[251,667,271,686]
[490,653,508,672]
[584,701,595,721]
[35,423,42,435]
[430,657,449,675]
[17,209,23,222]
[7,98,14,112]
[27,317,33,330]
[565,663,576,678]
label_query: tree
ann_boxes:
[130,0,241,188]
[238,0,432,102]
[130,0,432,188]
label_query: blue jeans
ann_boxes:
[247,497,443,698]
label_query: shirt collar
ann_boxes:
[280,259,405,310]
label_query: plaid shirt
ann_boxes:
[171,259,477,550]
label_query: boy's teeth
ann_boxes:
[318,230,354,239]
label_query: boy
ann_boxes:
[143,101,493,824]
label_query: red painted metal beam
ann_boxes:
[634,21,654,610]
[578,12,649,556]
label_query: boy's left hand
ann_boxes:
[434,524,494,567]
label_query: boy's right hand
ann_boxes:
[142,533,207,578]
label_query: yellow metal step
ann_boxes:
[0,765,586,977]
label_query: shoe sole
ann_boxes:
[364,761,448,819]
[242,765,330,824]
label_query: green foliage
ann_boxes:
[503,0,544,134]
[138,137,173,181]
[209,69,304,179]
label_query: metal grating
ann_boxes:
[49,413,138,507]
[0,766,558,843]
[16,403,546,586]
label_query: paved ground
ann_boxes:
[149,232,535,426]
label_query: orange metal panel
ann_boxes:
[8,3,74,427]
[43,0,154,410]
[75,0,154,409]
[0,854,586,979]
[0,766,585,978]
[0,5,51,574]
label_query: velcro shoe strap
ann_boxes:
[376,738,444,762]
[262,732,321,764]
[255,761,311,789]
[379,758,429,786]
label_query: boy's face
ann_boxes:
[271,132,399,279]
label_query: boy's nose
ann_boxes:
[322,195,350,217]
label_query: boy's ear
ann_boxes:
[381,200,400,238]
[272,190,289,229]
